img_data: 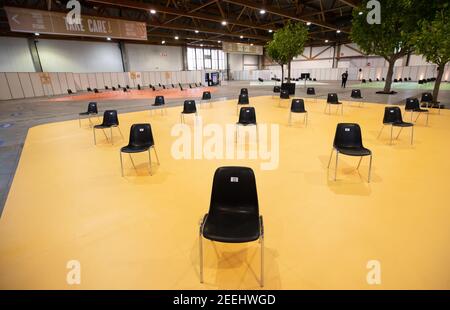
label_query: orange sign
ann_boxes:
[5,6,147,41]
[39,73,51,85]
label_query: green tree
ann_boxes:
[351,0,430,93]
[266,22,308,82]
[413,5,450,104]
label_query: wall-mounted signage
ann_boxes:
[5,6,147,41]
[222,42,263,55]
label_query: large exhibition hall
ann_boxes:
[0,0,449,299]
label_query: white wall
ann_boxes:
[228,54,244,71]
[0,37,35,72]
[125,44,183,71]
[36,39,123,73]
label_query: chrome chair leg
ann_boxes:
[368,154,373,183]
[199,222,204,284]
[117,126,124,139]
[256,124,259,145]
[377,125,385,138]
[93,128,97,145]
[390,125,393,145]
[148,149,152,175]
[153,147,160,165]
[395,127,403,140]
[78,117,81,127]
[357,156,363,169]
[128,153,136,170]
[305,112,308,127]
[327,148,334,168]
[260,234,264,287]
[288,111,292,126]
[110,127,114,145]
[120,151,124,177]
[411,126,414,145]
[334,151,339,181]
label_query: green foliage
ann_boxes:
[266,22,309,67]
[413,5,450,66]
[351,0,433,61]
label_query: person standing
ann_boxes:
[341,70,349,88]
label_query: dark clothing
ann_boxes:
[341,72,348,88]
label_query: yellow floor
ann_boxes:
[1,96,450,289]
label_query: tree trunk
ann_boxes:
[433,63,445,104]
[280,64,284,83]
[287,61,291,82]
[384,60,395,93]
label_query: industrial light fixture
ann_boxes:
[106,37,111,41]
[221,21,227,26]
[161,40,166,44]
[217,40,221,43]
[325,39,329,43]
[306,22,312,26]
[336,30,341,33]
[260,9,266,14]
[240,35,244,39]
[195,30,199,33]
[359,11,364,15]
[150,9,156,14]
[174,36,179,40]
[268,29,273,33]
[250,43,254,46]
[200,44,203,47]
[34,33,40,36]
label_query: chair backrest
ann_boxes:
[421,92,433,103]
[327,93,339,103]
[405,98,419,111]
[154,96,165,106]
[333,123,364,149]
[351,89,362,99]
[87,102,98,114]
[182,100,197,113]
[307,87,315,95]
[273,86,280,93]
[290,99,306,112]
[382,106,403,124]
[102,110,119,126]
[280,89,290,99]
[208,166,259,217]
[128,123,154,148]
[238,93,249,105]
[240,88,248,95]
[238,107,257,125]
[202,91,211,100]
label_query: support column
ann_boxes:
[118,41,129,72]
[28,38,42,72]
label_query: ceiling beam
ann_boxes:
[87,0,273,31]
[221,0,349,33]
[338,0,359,8]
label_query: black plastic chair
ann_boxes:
[420,92,434,108]
[278,89,290,107]
[327,123,373,182]
[120,124,160,176]
[78,102,98,127]
[112,86,116,91]
[325,93,343,115]
[307,87,315,95]
[180,100,198,123]
[289,99,308,126]
[199,166,264,286]
[258,78,264,83]
[350,89,364,107]
[240,88,248,96]
[200,91,212,107]
[237,93,250,114]
[405,98,429,125]
[236,107,258,144]
[151,95,166,115]
[377,106,414,145]
[93,110,123,145]
[68,89,73,94]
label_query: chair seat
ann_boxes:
[79,112,97,116]
[291,110,307,114]
[413,108,428,113]
[237,122,257,126]
[121,145,152,153]
[392,121,413,127]
[94,124,116,129]
[202,212,260,243]
[152,103,164,106]
[351,96,363,99]
[182,111,196,114]
[328,101,342,105]
[336,146,371,156]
